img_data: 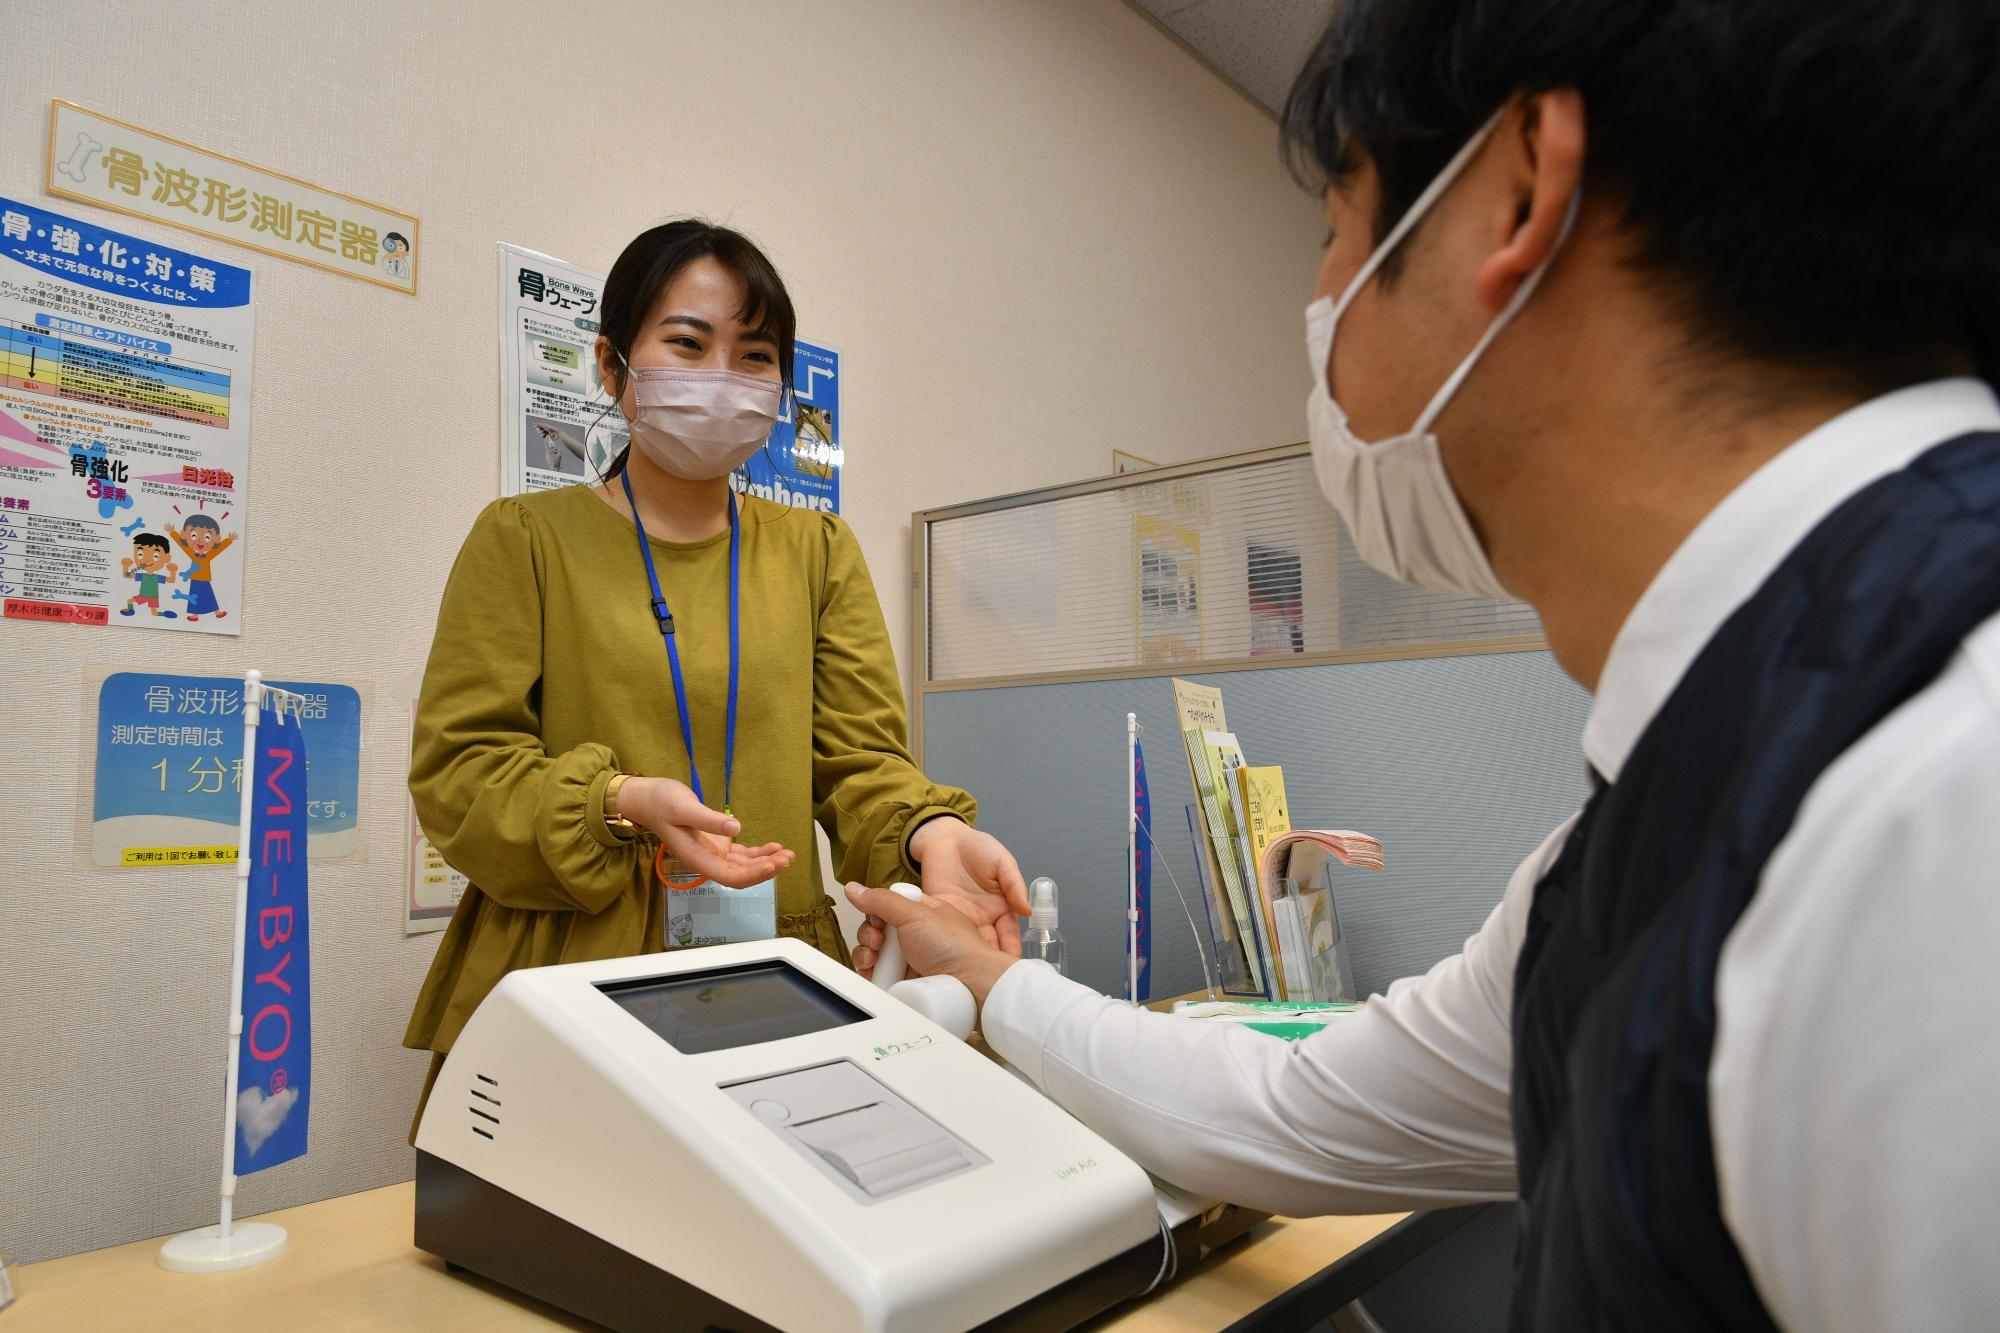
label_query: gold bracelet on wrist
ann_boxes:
[605,773,640,840]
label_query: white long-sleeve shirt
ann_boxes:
[982,378,2000,1332]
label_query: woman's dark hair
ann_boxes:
[598,220,796,478]
[1281,0,2000,390]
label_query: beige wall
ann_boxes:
[0,0,1320,1261]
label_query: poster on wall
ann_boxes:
[0,195,253,633]
[406,804,468,935]
[737,337,841,514]
[497,242,841,510]
[85,671,366,868]
[498,243,620,492]
[1136,511,1202,665]
[405,692,468,934]
[1247,541,1306,656]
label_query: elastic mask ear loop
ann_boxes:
[1412,189,1582,437]
[588,346,636,482]
[1327,109,1507,328]
[751,379,796,477]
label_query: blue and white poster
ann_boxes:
[736,338,840,514]
[499,243,616,494]
[0,194,255,635]
[235,699,310,1173]
[89,671,364,867]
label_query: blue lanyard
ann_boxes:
[621,469,740,812]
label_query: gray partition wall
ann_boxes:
[915,445,1594,1002]
[922,655,1591,1000]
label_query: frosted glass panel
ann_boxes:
[925,454,1540,683]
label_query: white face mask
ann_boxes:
[622,363,781,480]
[1306,111,1577,599]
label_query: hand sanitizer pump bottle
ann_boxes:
[1023,876,1068,975]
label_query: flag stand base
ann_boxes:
[157,1222,288,1272]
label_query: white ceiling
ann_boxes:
[1127,0,1335,118]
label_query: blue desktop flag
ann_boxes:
[235,702,311,1172]
[1133,740,1153,1001]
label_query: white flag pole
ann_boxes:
[1127,712,1139,1005]
[159,669,289,1272]
[218,670,261,1237]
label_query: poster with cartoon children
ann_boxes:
[166,514,238,623]
[0,195,253,636]
[121,532,178,619]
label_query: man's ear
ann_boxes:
[1476,90,1586,314]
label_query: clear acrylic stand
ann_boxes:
[1185,804,1268,997]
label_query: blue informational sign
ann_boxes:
[90,672,362,866]
[234,700,310,1173]
[0,194,253,309]
[735,338,839,513]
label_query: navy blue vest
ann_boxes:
[1509,430,2000,1330]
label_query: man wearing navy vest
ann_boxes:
[851,1,2000,1326]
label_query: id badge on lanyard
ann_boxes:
[623,470,777,947]
[666,877,776,948]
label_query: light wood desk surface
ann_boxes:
[9,1183,1402,1331]
[18,992,1401,1329]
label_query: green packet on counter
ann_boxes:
[1171,999,1361,1041]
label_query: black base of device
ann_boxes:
[415,1151,1266,1332]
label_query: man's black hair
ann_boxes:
[1282,1,2000,390]
[134,533,168,553]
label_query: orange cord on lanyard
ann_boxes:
[655,841,711,891]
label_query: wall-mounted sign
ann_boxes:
[45,101,419,295]
[87,671,366,867]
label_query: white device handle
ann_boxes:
[870,882,925,987]
[871,882,976,1040]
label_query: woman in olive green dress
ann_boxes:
[404,221,1028,1125]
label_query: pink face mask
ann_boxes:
[624,364,781,480]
